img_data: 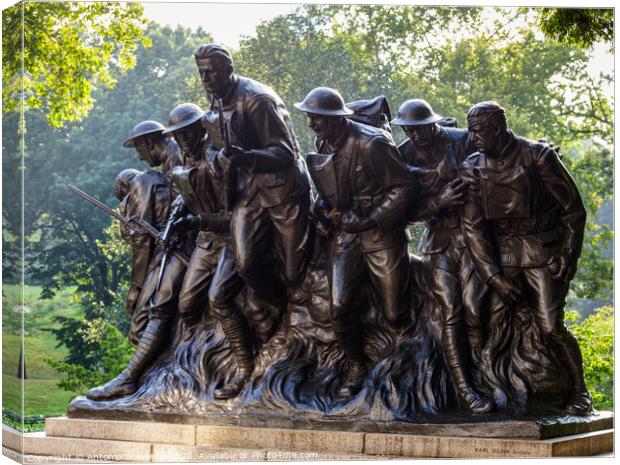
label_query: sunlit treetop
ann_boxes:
[534,8,613,50]
[2,2,151,127]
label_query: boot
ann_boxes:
[444,325,493,414]
[552,332,593,416]
[335,327,367,397]
[175,313,201,343]
[87,319,167,401]
[338,359,367,397]
[214,314,254,400]
[566,391,593,416]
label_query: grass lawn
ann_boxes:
[2,284,82,416]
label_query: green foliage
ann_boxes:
[4,23,211,306]
[564,141,613,301]
[566,306,614,409]
[534,8,614,50]
[2,2,150,127]
[46,317,133,394]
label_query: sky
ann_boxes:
[141,1,613,93]
[142,2,297,49]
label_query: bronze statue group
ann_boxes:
[76,44,592,421]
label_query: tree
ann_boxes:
[566,306,614,408]
[2,2,150,127]
[534,8,614,50]
[22,23,211,308]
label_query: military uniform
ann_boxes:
[208,75,311,303]
[164,102,262,400]
[310,119,412,390]
[461,130,589,412]
[161,138,183,189]
[87,170,183,400]
[399,124,490,413]
[117,171,174,344]
[318,120,411,321]
[174,146,236,327]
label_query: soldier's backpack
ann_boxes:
[345,95,392,133]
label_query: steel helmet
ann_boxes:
[114,168,142,200]
[390,99,442,126]
[162,103,205,134]
[294,87,353,116]
[122,121,166,147]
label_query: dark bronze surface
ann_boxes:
[71,56,596,427]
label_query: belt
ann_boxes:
[492,215,559,236]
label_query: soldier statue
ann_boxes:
[194,44,311,310]
[295,87,412,397]
[392,99,492,413]
[117,121,182,331]
[87,168,176,400]
[122,120,183,186]
[461,101,592,415]
[163,103,256,399]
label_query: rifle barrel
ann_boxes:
[68,185,190,267]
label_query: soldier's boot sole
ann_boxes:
[565,391,594,416]
[86,377,137,401]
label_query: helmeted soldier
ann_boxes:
[392,99,492,414]
[122,120,183,185]
[118,121,182,331]
[461,101,592,415]
[194,44,311,309]
[164,103,262,400]
[87,168,176,400]
[295,87,412,397]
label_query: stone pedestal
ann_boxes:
[2,412,613,462]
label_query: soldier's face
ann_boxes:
[134,137,158,167]
[174,126,201,159]
[307,113,338,141]
[468,119,499,155]
[197,58,232,97]
[403,123,435,147]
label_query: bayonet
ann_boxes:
[68,185,189,267]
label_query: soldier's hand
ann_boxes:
[547,254,573,282]
[437,178,468,210]
[489,274,524,304]
[436,159,454,181]
[311,204,333,236]
[172,214,200,236]
[461,167,482,197]
[218,145,246,169]
[340,211,376,233]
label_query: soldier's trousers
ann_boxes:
[231,198,309,302]
[177,234,229,325]
[129,252,187,346]
[424,244,487,364]
[328,241,410,328]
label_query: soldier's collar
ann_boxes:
[499,130,517,159]
[330,119,350,151]
[218,75,239,106]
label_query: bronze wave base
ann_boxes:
[68,255,581,424]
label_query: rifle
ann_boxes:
[155,198,185,291]
[68,185,189,268]
[217,97,234,213]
